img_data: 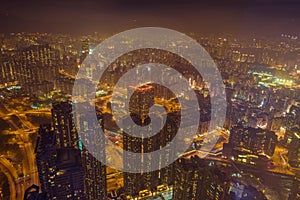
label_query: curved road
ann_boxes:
[0,100,41,200]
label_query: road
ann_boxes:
[0,156,21,200]
[271,146,293,175]
[0,99,46,200]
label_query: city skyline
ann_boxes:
[0,1,300,200]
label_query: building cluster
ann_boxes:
[223,125,277,168]
[30,94,271,200]
[0,32,299,200]
[285,127,300,168]
[35,102,106,200]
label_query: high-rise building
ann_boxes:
[16,44,60,96]
[129,84,155,123]
[35,124,57,199]
[1,43,61,96]
[80,39,90,62]
[125,84,157,196]
[52,102,79,149]
[75,102,107,199]
[123,84,179,196]
[0,55,18,86]
[53,148,85,199]
[36,124,85,200]
[287,104,300,129]
[173,156,229,200]
[223,126,277,157]
[54,74,74,95]
[286,128,300,167]
[36,101,107,200]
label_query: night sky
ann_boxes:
[0,0,299,36]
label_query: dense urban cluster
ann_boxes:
[0,32,299,200]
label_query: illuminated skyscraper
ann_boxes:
[35,124,57,199]
[36,102,107,200]
[74,102,107,199]
[52,102,79,149]
[36,124,85,200]
[287,104,300,129]
[287,128,300,167]
[0,56,18,85]
[80,39,90,62]
[129,84,155,123]
[16,44,59,96]
[173,156,228,200]
[123,84,179,196]
[124,85,157,195]
[1,44,59,96]
[224,126,277,157]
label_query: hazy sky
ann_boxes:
[0,0,299,36]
